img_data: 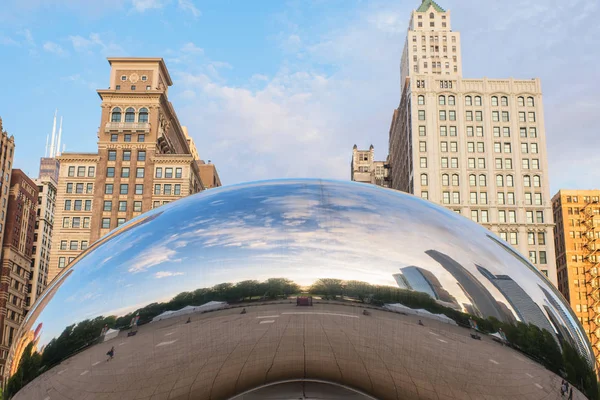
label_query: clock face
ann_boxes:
[129,73,139,83]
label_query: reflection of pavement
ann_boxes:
[14,303,584,400]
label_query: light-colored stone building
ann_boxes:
[0,119,15,250]
[552,190,600,364]
[0,170,38,376]
[48,58,214,282]
[351,145,389,188]
[28,174,57,309]
[388,0,556,282]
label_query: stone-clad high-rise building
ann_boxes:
[48,58,219,282]
[0,170,38,376]
[388,0,556,282]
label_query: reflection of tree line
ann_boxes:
[4,278,598,399]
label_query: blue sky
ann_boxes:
[0,0,599,192]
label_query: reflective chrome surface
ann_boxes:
[7,179,596,399]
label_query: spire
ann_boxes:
[49,109,57,158]
[56,116,63,157]
[417,0,445,12]
[45,134,49,158]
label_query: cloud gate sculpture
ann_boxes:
[5,179,597,399]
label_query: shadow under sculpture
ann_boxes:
[5,179,597,400]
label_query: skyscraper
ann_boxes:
[48,58,216,282]
[0,170,38,375]
[387,0,556,283]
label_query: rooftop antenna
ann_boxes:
[49,109,57,158]
[55,116,63,157]
[45,134,49,158]
[62,143,66,154]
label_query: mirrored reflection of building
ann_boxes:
[394,266,459,309]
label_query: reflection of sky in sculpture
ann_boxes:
[21,179,593,365]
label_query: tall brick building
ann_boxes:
[48,58,220,282]
[0,170,38,375]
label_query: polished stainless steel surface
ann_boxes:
[6,179,597,399]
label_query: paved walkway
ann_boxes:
[14,303,585,400]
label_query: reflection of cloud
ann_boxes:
[128,246,181,273]
[155,271,184,279]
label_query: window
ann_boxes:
[476,127,483,137]
[108,150,117,161]
[448,96,455,105]
[532,159,540,169]
[522,159,530,170]
[83,217,90,228]
[138,134,145,142]
[508,210,516,223]
[155,167,163,178]
[506,175,514,187]
[449,110,456,121]
[85,200,91,211]
[443,192,450,204]
[533,175,541,187]
[174,184,181,195]
[498,193,505,205]
[452,192,460,204]
[58,257,66,269]
[88,166,95,177]
[81,241,88,250]
[76,183,84,193]
[452,174,459,186]
[519,112,526,122]
[502,112,509,122]
[439,110,446,121]
[102,218,110,229]
[103,200,112,211]
[70,241,78,250]
[64,200,72,211]
[529,127,537,138]
[418,95,425,105]
[499,210,506,222]
[535,193,542,205]
[536,211,544,223]
[135,167,145,178]
[479,175,487,186]
[491,96,498,106]
[524,175,531,187]
[164,184,172,195]
[105,184,114,194]
[467,142,474,153]
[503,143,511,153]
[468,158,475,168]
[480,192,488,204]
[507,192,515,205]
[477,142,484,153]
[125,107,135,123]
[496,175,504,187]
[501,97,508,107]
[134,201,142,212]
[123,150,131,161]
[468,174,476,187]
[175,168,182,178]
[465,96,472,106]
[442,174,450,186]
[481,210,489,223]
[60,240,67,250]
[538,232,546,245]
[120,184,128,194]
[494,143,501,153]
[492,111,499,122]
[420,157,427,168]
[138,151,146,161]
[470,192,478,204]
[421,174,428,186]
[528,232,535,245]
[63,217,69,228]
[475,111,482,121]
[117,218,126,226]
[119,201,127,212]
[449,126,456,136]
[111,107,122,122]
[509,232,518,245]
[466,111,473,121]
[449,142,457,152]
[438,95,445,105]
[421,191,429,200]
[135,184,143,195]
[116,85,121,90]
[440,126,447,136]
[121,167,130,178]
[165,168,173,178]
[441,157,448,168]
[419,126,426,136]
[495,158,502,169]
[518,97,525,107]
[531,143,538,154]
[138,108,149,123]
[474,96,482,106]
[68,166,75,176]
[420,141,427,152]
[527,97,534,107]
[74,200,82,210]
[451,158,458,168]
[478,158,485,169]
[72,217,80,228]
[467,127,474,137]
[493,127,500,137]
[529,251,537,264]
[154,184,161,195]
[418,110,425,120]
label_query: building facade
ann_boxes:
[387,0,556,282]
[0,170,38,375]
[28,175,57,309]
[552,190,600,364]
[197,161,222,189]
[350,145,389,188]
[0,119,15,249]
[48,58,210,282]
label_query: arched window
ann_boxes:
[533,175,541,187]
[496,175,504,187]
[452,174,459,186]
[465,96,472,106]
[491,96,498,106]
[111,107,122,122]
[430,12,434,18]
[524,175,531,187]
[506,175,514,187]
[418,95,425,105]
[125,107,135,123]
[421,174,428,186]
[442,174,449,186]
[439,95,446,106]
[518,96,525,107]
[475,96,482,106]
[479,174,487,186]
[138,107,149,123]
[448,95,455,106]
[501,96,508,106]
[527,97,535,107]
[469,174,477,186]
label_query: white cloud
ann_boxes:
[0,35,18,46]
[128,245,181,273]
[155,271,185,278]
[18,29,35,47]
[131,0,165,12]
[43,41,67,55]
[181,41,203,54]
[68,33,124,55]
[178,0,201,18]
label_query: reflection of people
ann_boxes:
[418,319,424,326]
[186,317,191,324]
[568,387,573,399]
[106,346,114,362]
[241,308,246,314]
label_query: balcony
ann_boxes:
[104,122,150,133]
